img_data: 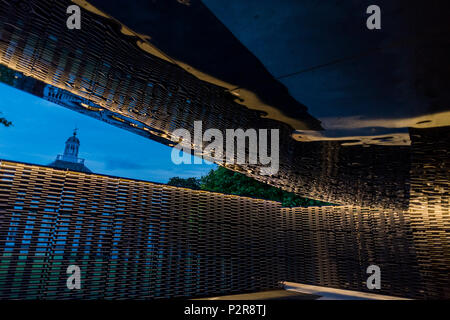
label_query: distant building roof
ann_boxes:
[48,159,92,173]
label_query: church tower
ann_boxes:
[62,129,80,162]
[48,129,92,173]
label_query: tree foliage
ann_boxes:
[167,176,201,190]
[169,166,330,207]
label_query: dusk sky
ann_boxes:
[0,82,215,183]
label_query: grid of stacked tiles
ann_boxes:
[280,127,450,300]
[280,206,426,299]
[0,160,283,299]
[407,127,450,299]
[0,0,412,210]
[1,159,449,299]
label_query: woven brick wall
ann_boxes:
[0,160,285,298]
[1,158,448,299]
[281,206,424,298]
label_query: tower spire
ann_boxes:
[62,129,80,161]
[48,129,91,173]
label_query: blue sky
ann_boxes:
[0,83,215,183]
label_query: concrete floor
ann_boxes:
[196,289,319,300]
[197,282,410,300]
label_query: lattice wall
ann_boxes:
[281,206,425,298]
[0,160,284,299]
[0,159,448,299]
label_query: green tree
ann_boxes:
[167,176,201,190]
[200,166,330,207]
